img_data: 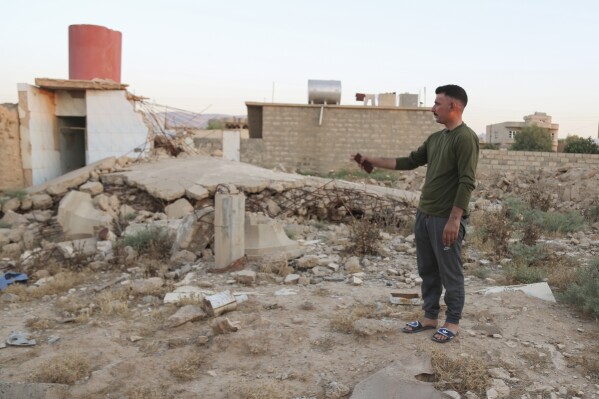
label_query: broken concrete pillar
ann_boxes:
[244,213,302,260]
[222,130,241,162]
[214,190,245,270]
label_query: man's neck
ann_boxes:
[445,118,463,131]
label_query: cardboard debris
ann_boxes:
[389,291,422,306]
[203,290,248,316]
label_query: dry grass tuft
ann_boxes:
[311,334,336,352]
[347,218,381,256]
[392,307,422,322]
[313,287,331,297]
[243,335,271,355]
[518,348,552,369]
[30,353,91,385]
[5,270,89,301]
[469,207,511,259]
[259,258,293,277]
[430,349,489,395]
[126,385,168,399]
[546,257,579,291]
[329,303,392,333]
[235,380,289,399]
[95,288,131,317]
[24,317,55,331]
[169,352,204,381]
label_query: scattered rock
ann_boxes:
[167,305,207,328]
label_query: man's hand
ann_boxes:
[350,153,374,173]
[443,206,464,247]
[443,218,460,247]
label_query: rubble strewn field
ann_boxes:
[1,155,599,399]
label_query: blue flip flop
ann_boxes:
[402,321,437,334]
[431,327,458,343]
[0,272,28,291]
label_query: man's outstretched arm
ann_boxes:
[350,154,397,171]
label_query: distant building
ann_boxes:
[486,112,559,152]
[399,93,419,108]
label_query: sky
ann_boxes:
[1,0,598,138]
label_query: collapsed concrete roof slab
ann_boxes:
[35,77,128,91]
[107,156,307,201]
[27,157,117,195]
[106,155,419,204]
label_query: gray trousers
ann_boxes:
[414,210,466,324]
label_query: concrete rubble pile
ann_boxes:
[0,155,418,279]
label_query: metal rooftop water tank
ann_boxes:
[308,80,341,105]
[69,24,122,82]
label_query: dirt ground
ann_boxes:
[1,227,598,399]
[2,164,599,399]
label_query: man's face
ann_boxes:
[431,93,453,125]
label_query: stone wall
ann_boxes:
[0,103,25,190]
[479,149,599,172]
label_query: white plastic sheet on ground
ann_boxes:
[479,282,556,302]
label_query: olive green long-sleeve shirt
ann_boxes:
[395,123,479,217]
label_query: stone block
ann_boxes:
[31,193,53,210]
[79,181,104,195]
[57,191,113,239]
[165,198,194,219]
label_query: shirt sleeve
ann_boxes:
[453,132,479,211]
[395,139,428,170]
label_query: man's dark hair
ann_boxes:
[435,85,468,107]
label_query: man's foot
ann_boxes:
[431,323,459,343]
[401,318,437,333]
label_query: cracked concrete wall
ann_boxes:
[86,90,149,163]
[0,103,25,190]
[17,84,60,186]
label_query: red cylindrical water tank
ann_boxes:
[69,24,122,82]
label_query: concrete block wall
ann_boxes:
[0,103,25,190]
[479,149,599,171]
[193,137,265,167]
[259,104,438,173]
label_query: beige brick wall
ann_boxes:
[258,104,438,173]
[479,149,599,172]
[0,103,25,190]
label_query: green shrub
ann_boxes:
[509,242,548,267]
[559,259,599,317]
[504,196,584,234]
[504,260,547,284]
[536,210,584,233]
[119,227,172,259]
[4,189,28,200]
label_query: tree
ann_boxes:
[206,118,226,130]
[563,135,599,154]
[510,125,553,152]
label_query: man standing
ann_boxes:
[354,85,479,343]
